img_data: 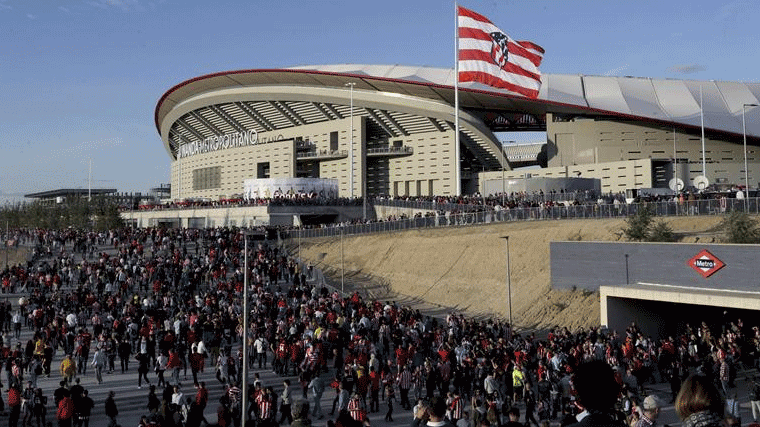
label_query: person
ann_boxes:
[674,374,725,427]
[136,351,151,389]
[118,336,131,373]
[750,375,760,423]
[280,379,293,425]
[567,360,626,427]
[291,401,312,427]
[384,384,395,422]
[172,385,185,406]
[347,391,365,422]
[56,388,74,427]
[146,385,161,414]
[22,381,35,427]
[75,389,94,427]
[104,391,118,427]
[30,387,47,427]
[369,366,380,413]
[90,345,107,384]
[168,348,182,386]
[254,335,268,369]
[308,372,325,419]
[634,395,664,427]
[59,354,77,387]
[504,407,523,427]
[8,383,21,427]
[411,396,456,427]
[155,351,168,388]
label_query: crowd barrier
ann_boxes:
[286,197,760,240]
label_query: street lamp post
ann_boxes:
[500,236,512,328]
[340,227,345,295]
[242,233,249,427]
[742,103,758,211]
[501,143,506,209]
[345,83,356,200]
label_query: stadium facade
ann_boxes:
[155,64,760,200]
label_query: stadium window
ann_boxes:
[257,162,270,179]
[330,131,339,151]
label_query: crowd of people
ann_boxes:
[0,227,757,427]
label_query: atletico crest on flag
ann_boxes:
[457,6,544,98]
[489,31,509,68]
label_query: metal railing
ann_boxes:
[366,146,414,156]
[286,197,759,240]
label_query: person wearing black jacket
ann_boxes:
[567,360,626,427]
[74,389,93,427]
[118,336,131,373]
[104,391,118,427]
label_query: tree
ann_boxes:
[623,205,654,241]
[647,220,675,242]
[718,211,760,244]
[622,206,676,242]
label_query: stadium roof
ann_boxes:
[156,64,760,161]
[25,188,117,199]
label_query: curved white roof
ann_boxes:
[287,64,760,138]
[155,64,760,161]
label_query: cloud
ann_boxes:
[86,0,144,11]
[667,64,707,74]
[58,6,71,13]
[0,0,11,11]
[26,13,37,19]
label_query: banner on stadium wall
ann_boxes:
[243,178,339,200]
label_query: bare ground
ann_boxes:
[297,216,724,332]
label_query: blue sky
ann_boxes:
[0,0,758,203]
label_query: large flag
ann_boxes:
[457,6,544,98]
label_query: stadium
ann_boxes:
[155,64,760,205]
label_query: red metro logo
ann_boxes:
[688,250,725,278]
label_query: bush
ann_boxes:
[622,206,675,242]
[648,220,675,242]
[718,211,760,243]
[623,206,654,241]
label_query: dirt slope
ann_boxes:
[298,216,724,331]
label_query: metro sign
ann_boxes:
[688,250,725,278]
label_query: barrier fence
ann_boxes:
[286,197,759,240]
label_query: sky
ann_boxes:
[1,0,759,203]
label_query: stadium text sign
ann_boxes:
[177,130,286,159]
[687,249,725,278]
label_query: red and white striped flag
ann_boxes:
[457,6,544,98]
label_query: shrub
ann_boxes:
[718,211,760,243]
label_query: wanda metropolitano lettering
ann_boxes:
[177,130,287,159]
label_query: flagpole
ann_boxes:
[454,1,461,196]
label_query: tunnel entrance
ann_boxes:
[600,283,760,340]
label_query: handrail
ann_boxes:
[286,197,759,240]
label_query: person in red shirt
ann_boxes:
[369,366,381,413]
[168,349,182,385]
[8,383,21,427]
[56,389,74,427]
[194,381,210,425]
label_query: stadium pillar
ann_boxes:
[345,82,356,199]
